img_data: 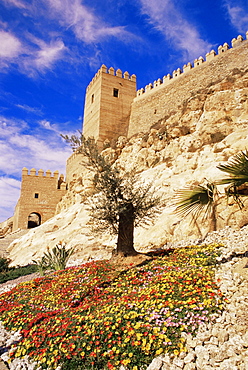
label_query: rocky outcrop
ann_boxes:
[7,124,248,267]
[0,218,13,239]
[0,230,29,258]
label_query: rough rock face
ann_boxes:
[6,56,248,266]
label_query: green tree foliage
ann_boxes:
[61,133,161,256]
[217,150,248,207]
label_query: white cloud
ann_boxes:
[39,120,57,131]
[139,0,212,59]
[0,117,70,176]
[0,29,66,75]
[2,0,27,9]
[224,1,248,32]
[0,117,27,137]
[0,30,22,58]
[43,0,133,43]
[0,0,138,77]
[0,177,21,223]
[16,104,43,115]
[34,39,66,70]
[19,37,66,75]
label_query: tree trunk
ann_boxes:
[116,205,137,256]
[209,203,217,232]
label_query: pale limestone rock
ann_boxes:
[195,345,210,368]
[214,343,234,362]
[146,357,163,370]
[186,334,198,349]
[183,364,196,370]
[207,336,219,345]
[101,147,118,164]
[161,364,170,370]
[228,335,244,354]
[219,358,238,370]
[7,203,115,267]
[172,358,184,368]
[205,344,219,359]
[196,331,212,342]
[195,345,209,361]
[242,331,248,347]
[183,352,195,364]
[161,354,171,365]
[116,136,127,149]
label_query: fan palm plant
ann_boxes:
[217,150,248,208]
[174,182,218,233]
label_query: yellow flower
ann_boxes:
[156,348,163,356]
[122,359,131,366]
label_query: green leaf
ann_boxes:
[174,183,217,220]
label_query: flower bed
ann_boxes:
[0,244,226,370]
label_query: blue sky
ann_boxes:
[0,0,248,223]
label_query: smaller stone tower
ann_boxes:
[13,168,67,231]
[83,65,137,148]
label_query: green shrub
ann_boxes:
[0,264,38,284]
[0,257,10,273]
[33,243,75,274]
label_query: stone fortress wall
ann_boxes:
[128,32,248,137]
[135,33,248,99]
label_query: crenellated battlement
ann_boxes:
[136,31,248,99]
[22,167,60,179]
[86,64,136,93]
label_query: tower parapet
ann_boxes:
[86,65,136,94]
[136,32,248,99]
[21,168,60,178]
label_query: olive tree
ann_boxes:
[62,133,161,256]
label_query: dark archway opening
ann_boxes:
[27,212,41,229]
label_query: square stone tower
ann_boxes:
[83,65,137,148]
[13,168,67,231]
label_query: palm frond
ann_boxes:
[174,183,216,220]
[217,150,248,187]
[217,150,248,207]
